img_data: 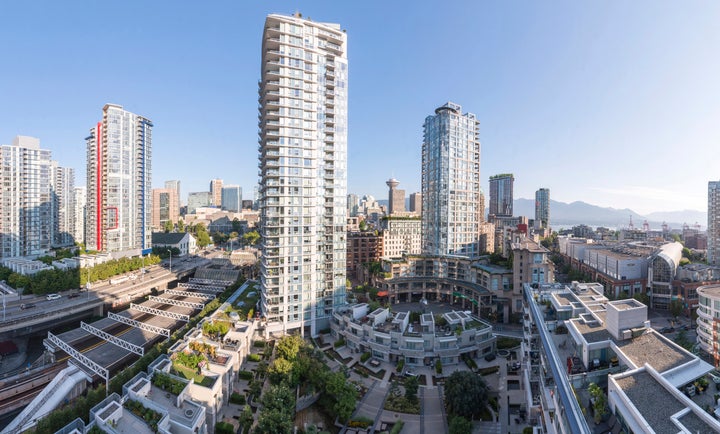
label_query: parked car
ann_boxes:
[484,353,496,362]
[20,303,36,310]
[46,293,61,301]
[67,293,79,299]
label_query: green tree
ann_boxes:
[242,230,260,246]
[359,219,367,231]
[404,375,419,404]
[163,220,174,233]
[177,218,185,232]
[194,223,212,248]
[449,415,473,434]
[669,299,684,319]
[231,217,242,233]
[444,371,488,419]
[276,334,305,361]
[670,233,682,243]
[588,382,607,423]
[255,408,293,434]
[321,371,358,422]
[368,261,383,277]
[212,231,229,245]
[239,405,253,431]
[268,357,294,384]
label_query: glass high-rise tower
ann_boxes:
[488,173,514,218]
[86,104,152,254]
[258,13,348,336]
[535,188,550,229]
[421,102,482,257]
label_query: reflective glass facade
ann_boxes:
[421,102,482,257]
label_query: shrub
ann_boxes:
[239,370,254,380]
[348,416,373,428]
[334,338,346,348]
[253,340,266,348]
[396,358,405,373]
[463,355,477,371]
[435,359,443,374]
[230,392,246,405]
[360,352,372,363]
[215,421,235,434]
[248,354,262,362]
[390,419,405,434]
[496,337,522,349]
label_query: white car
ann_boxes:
[46,293,61,301]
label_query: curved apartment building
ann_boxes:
[696,284,720,364]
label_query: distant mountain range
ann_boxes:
[376,197,705,229]
[514,198,706,229]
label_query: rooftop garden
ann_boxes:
[124,399,162,433]
[202,321,231,340]
[151,371,186,396]
[171,350,216,387]
[230,282,259,320]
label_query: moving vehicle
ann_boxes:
[20,303,36,310]
[46,293,61,301]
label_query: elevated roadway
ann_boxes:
[0,255,208,338]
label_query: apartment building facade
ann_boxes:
[421,102,482,257]
[0,136,53,258]
[381,217,421,259]
[151,188,180,230]
[85,104,152,255]
[258,13,348,335]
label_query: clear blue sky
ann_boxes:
[1,1,718,215]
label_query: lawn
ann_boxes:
[172,363,216,387]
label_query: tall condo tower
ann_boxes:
[0,136,53,258]
[51,163,76,247]
[210,179,223,207]
[421,102,482,257]
[409,192,422,214]
[709,181,720,266]
[86,104,153,254]
[535,188,550,229]
[488,173,514,217]
[386,178,405,215]
[258,13,348,336]
[165,180,181,208]
[73,186,87,245]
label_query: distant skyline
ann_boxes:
[1,1,718,215]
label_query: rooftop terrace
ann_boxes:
[616,331,693,373]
